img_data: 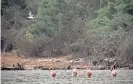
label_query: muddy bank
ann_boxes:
[1,53,73,70]
[1,53,133,70]
[1,53,100,70]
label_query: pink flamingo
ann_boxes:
[72,68,78,77]
[50,68,56,79]
[87,69,92,77]
[111,67,117,77]
[51,70,56,78]
[87,64,92,77]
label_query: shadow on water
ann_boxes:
[1,70,133,84]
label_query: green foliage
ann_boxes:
[29,0,67,37]
[86,0,133,38]
[28,0,97,37]
[25,30,34,41]
[3,0,133,60]
[84,0,133,60]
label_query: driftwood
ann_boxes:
[112,56,133,69]
[67,66,71,69]
[1,63,25,70]
[1,67,25,70]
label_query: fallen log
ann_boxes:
[1,67,25,70]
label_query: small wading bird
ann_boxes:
[111,66,117,77]
[50,68,56,79]
[87,69,92,78]
[27,11,35,20]
[51,70,56,78]
[72,68,78,77]
[86,65,92,78]
[85,64,92,78]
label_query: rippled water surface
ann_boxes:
[1,70,133,84]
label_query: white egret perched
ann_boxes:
[27,11,35,20]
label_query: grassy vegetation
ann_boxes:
[1,0,133,68]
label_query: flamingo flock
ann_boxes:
[50,67,117,79]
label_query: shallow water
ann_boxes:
[1,70,133,84]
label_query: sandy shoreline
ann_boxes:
[2,53,131,70]
[1,53,74,70]
[1,53,104,70]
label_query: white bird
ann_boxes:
[27,11,35,20]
